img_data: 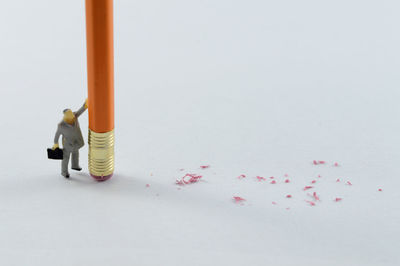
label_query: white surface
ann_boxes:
[0,0,399,265]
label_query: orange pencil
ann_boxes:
[85,0,114,181]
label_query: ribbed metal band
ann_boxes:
[88,129,114,177]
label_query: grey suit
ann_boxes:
[54,104,86,176]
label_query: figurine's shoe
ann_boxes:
[62,173,70,178]
[72,167,82,171]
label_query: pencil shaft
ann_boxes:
[85,0,114,133]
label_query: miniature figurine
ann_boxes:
[52,100,88,178]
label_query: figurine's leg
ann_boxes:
[62,150,71,178]
[71,150,82,171]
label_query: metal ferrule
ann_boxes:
[88,129,114,177]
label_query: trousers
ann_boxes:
[61,149,80,175]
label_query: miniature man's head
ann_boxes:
[63,109,76,124]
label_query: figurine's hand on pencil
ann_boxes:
[52,143,59,150]
[84,99,88,109]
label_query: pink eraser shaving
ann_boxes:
[313,192,320,201]
[284,179,290,183]
[233,196,246,203]
[237,174,246,179]
[176,173,202,185]
[270,180,276,184]
[200,165,210,169]
[303,186,314,191]
[334,197,342,202]
[186,174,202,184]
[286,194,292,198]
[256,176,266,181]
[306,200,316,206]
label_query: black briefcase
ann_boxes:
[47,148,64,160]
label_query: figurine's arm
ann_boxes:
[74,99,88,118]
[52,125,61,150]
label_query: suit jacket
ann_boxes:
[54,104,86,151]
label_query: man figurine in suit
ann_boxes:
[52,100,88,178]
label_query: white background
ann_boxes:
[0,0,399,265]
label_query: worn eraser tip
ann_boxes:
[91,173,113,182]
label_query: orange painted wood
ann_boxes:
[85,0,114,132]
